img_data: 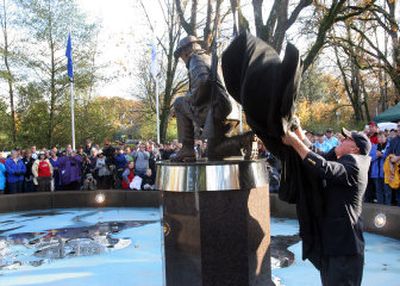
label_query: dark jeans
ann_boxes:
[97,175,112,189]
[53,171,62,191]
[320,254,364,286]
[364,178,375,203]
[24,180,35,193]
[37,177,52,192]
[374,179,391,205]
[135,169,146,178]
[63,181,81,191]
[8,181,23,194]
[383,184,400,206]
[395,189,400,206]
[115,169,124,189]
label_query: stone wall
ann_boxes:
[0,191,398,240]
[0,190,160,213]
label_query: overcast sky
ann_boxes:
[76,0,400,99]
[77,0,166,98]
[76,0,270,99]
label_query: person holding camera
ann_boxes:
[132,143,149,178]
[141,168,155,190]
[95,151,112,189]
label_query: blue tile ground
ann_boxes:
[0,208,163,286]
[0,210,399,286]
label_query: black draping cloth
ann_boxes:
[221,32,324,268]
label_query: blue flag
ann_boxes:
[66,33,74,81]
[150,43,158,79]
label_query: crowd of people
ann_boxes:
[0,139,196,194]
[1,120,400,207]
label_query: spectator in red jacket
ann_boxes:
[368,121,379,144]
[32,152,53,192]
[0,152,6,164]
[122,161,135,190]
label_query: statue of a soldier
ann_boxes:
[172,35,254,162]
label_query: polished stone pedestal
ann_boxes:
[156,160,273,286]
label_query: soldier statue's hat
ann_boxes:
[174,35,202,58]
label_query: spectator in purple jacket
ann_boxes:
[5,150,26,194]
[59,149,82,190]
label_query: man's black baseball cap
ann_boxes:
[341,127,372,155]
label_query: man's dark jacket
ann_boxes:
[221,32,324,267]
[303,150,370,256]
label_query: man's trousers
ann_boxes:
[320,254,364,286]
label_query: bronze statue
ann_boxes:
[173,35,254,162]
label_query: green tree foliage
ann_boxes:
[0,98,11,148]
[0,0,178,149]
[298,64,363,132]
[16,0,98,146]
[2,95,143,149]
[0,0,18,143]
[137,112,178,143]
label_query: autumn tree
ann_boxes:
[340,1,400,98]
[324,0,399,121]
[298,65,355,131]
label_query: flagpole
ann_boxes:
[239,105,243,133]
[155,77,160,144]
[70,80,76,150]
[66,32,76,151]
[150,43,160,144]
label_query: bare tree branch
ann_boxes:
[303,0,347,71]
[140,0,168,55]
[175,0,194,35]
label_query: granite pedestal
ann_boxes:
[156,160,274,286]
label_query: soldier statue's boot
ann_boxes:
[172,100,197,162]
[172,142,196,162]
[207,131,256,161]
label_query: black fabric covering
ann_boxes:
[221,32,323,268]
